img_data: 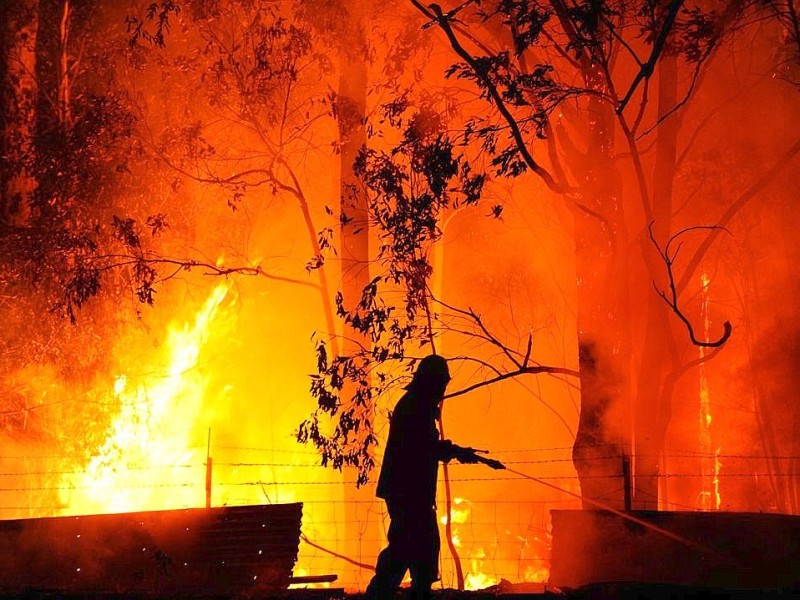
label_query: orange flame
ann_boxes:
[59,283,231,515]
[698,271,721,510]
[441,497,549,592]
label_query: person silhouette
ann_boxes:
[364,354,480,600]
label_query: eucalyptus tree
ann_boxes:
[302,0,800,516]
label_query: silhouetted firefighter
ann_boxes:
[365,354,505,600]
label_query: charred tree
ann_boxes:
[632,50,682,510]
[570,56,629,511]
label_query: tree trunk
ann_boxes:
[336,12,377,580]
[571,64,629,511]
[0,0,38,226]
[338,43,369,313]
[32,0,64,223]
[633,51,681,509]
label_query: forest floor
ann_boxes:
[282,582,800,600]
[8,583,800,600]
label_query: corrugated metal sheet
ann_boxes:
[0,503,303,596]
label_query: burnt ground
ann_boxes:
[7,584,800,600]
[284,584,800,600]
[277,583,800,600]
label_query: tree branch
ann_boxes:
[648,222,732,348]
[444,364,580,400]
[95,254,322,290]
[413,1,570,194]
[675,135,800,294]
[616,0,685,114]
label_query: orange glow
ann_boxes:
[698,272,720,511]
[442,496,550,591]
[3,2,797,593]
[465,549,498,592]
[58,283,231,514]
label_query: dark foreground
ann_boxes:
[276,586,800,600]
[7,583,800,600]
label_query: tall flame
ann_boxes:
[59,283,231,515]
[698,272,721,510]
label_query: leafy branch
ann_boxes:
[299,96,579,484]
[412,1,572,193]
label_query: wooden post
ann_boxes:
[205,428,212,509]
[622,454,632,512]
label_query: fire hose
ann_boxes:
[463,448,744,569]
[297,449,744,580]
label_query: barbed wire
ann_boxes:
[0,471,792,497]
[0,477,740,494]
[0,453,797,472]
[0,429,763,595]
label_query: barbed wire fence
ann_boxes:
[0,443,791,591]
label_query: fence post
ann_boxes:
[205,428,213,509]
[622,454,632,511]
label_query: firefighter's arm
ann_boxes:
[441,442,506,470]
[438,440,479,463]
[437,439,459,462]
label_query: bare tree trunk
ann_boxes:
[571,64,629,511]
[633,51,681,510]
[58,0,70,127]
[336,12,377,582]
[338,43,370,315]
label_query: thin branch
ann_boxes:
[466,307,522,368]
[637,58,704,139]
[299,532,373,571]
[95,254,321,290]
[601,14,645,68]
[434,325,515,354]
[441,354,578,437]
[447,354,505,378]
[431,292,524,367]
[444,364,580,400]
[648,222,732,348]
[522,332,533,368]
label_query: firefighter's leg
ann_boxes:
[365,544,407,599]
[365,502,410,599]
[408,507,440,600]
